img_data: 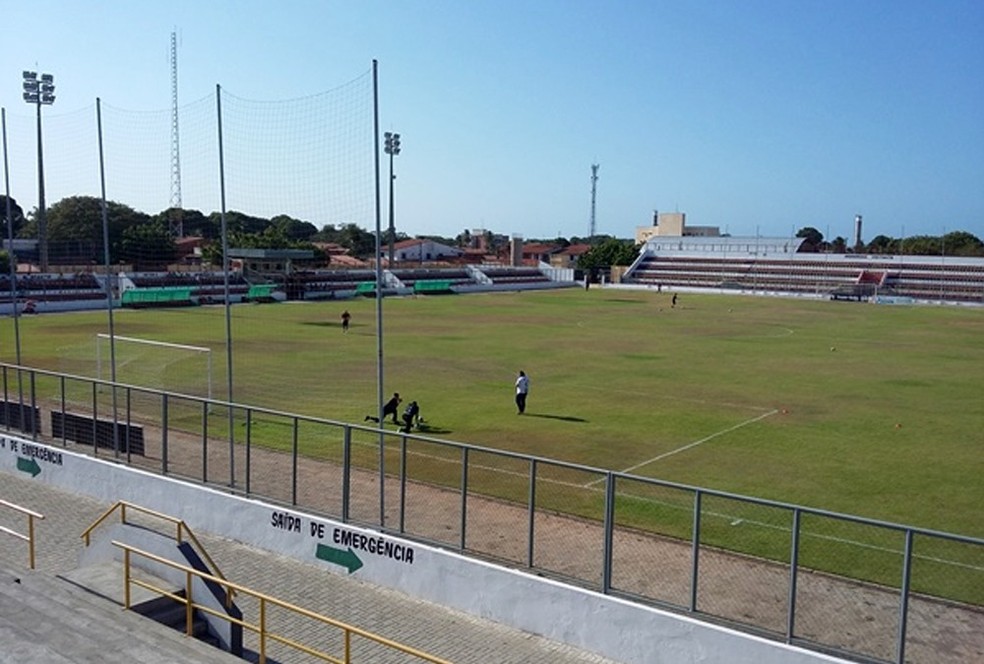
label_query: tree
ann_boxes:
[119,221,177,267]
[270,215,318,241]
[0,195,26,238]
[901,235,939,255]
[221,210,270,235]
[314,223,377,258]
[20,195,149,263]
[866,235,896,254]
[795,227,824,253]
[942,231,984,256]
[153,208,219,239]
[830,236,848,253]
[577,238,639,270]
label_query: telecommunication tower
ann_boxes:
[588,164,599,238]
[168,31,183,237]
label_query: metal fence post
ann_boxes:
[29,370,38,440]
[690,489,702,612]
[125,388,133,462]
[527,459,537,568]
[91,382,98,453]
[161,395,169,474]
[602,471,616,594]
[459,447,469,551]
[245,408,252,496]
[896,529,914,664]
[786,507,801,643]
[292,416,299,505]
[201,401,209,482]
[58,375,66,444]
[1,365,7,430]
[341,426,351,522]
[399,436,408,534]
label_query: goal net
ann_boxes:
[95,334,213,401]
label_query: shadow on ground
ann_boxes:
[524,413,587,423]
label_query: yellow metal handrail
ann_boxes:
[0,499,45,569]
[81,500,234,602]
[113,541,454,664]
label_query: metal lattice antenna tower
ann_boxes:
[589,164,599,238]
[168,30,183,237]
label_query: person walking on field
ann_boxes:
[341,310,351,333]
[515,370,530,414]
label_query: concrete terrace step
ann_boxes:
[0,565,245,664]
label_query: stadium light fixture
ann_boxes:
[384,132,400,265]
[23,70,55,272]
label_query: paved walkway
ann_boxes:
[0,470,622,664]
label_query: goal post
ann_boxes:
[95,334,213,401]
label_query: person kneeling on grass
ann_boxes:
[366,392,401,424]
[400,401,421,433]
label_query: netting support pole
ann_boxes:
[97,97,121,456]
[216,83,236,489]
[373,59,386,527]
[2,109,24,393]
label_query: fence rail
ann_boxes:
[1,361,981,664]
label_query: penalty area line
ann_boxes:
[589,409,779,485]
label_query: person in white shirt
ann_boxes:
[515,370,530,414]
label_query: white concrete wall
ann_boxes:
[0,435,850,664]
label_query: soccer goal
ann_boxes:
[95,334,213,401]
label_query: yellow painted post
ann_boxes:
[27,515,36,570]
[123,550,131,608]
[344,630,351,663]
[185,571,194,635]
[259,598,267,664]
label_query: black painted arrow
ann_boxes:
[315,543,363,574]
[16,457,41,477]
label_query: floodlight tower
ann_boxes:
[588,164,599,238]
[22,70,55,272]
[384,131,401,264]
[169,31,184,237]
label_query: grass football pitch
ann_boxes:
[4,288,982,539]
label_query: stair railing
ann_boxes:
[81,500,234,603]
[113,540,454,664]
[0,499,45,569]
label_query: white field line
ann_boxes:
[607,409,780,481]
[350,437,983,573]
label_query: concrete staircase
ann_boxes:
[0,564,245,664]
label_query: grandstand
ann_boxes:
[0,263,578,315]
[0,273,108,312]
[119,272,252,307]
[620,235,984,304]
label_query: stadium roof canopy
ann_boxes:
[228,248,315,260]
[643,235,806,257]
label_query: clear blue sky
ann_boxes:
[2,0,982,242]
